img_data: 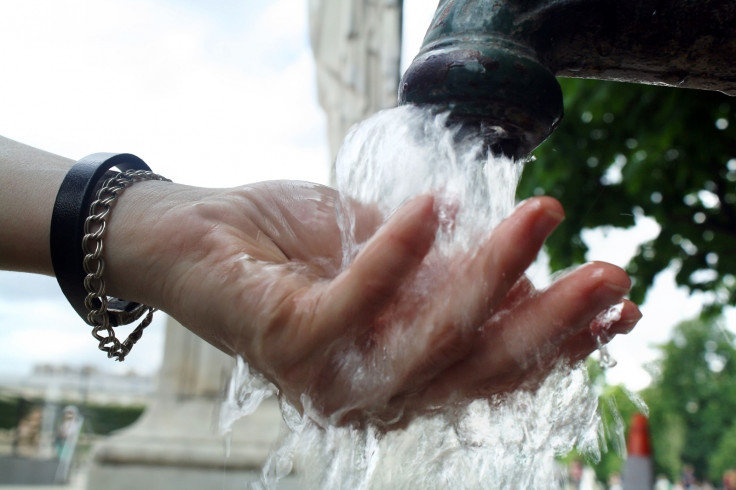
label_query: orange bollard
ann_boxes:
[622,413,654,490]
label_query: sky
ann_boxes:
[0,0,332,377]
[0,0,730,391]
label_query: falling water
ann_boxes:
[335,106,522,259]
[221,105,626,489]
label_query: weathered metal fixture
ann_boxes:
[399,0,736,158]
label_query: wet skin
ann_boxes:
[103,180,641,428]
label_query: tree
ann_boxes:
[710,419,736,483]
[641,317,736,482]
[518,79,736,311]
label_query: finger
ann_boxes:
[561,299,642,364]
[407,276,537,386]
[421,262,632,403]
[318,195,439,335]
[493,261,632,366]
[406,199,564,380]
[465,197,565,317]
[498,276,535,310]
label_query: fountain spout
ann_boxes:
[399,0,736,158]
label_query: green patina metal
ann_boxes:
[400,0,736,158]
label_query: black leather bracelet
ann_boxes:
[50,153,151,325]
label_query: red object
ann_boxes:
[627,413,652,456]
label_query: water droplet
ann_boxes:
[596,339,618,369]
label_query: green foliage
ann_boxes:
[709,419,736,482]
[82,403,145,435]
[519,79,736,310]
[0,395,145,435]
[648,411,686,482]
[569,318,736,484]
[0,395,22,430]
[641,317,736,482]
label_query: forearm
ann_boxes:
[0,136,74,275]
[0,135,257,308]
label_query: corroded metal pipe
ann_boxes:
[399,0,736,158]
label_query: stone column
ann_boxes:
[85,318,295,490]
[309,0,404,165]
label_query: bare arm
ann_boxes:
[0,136,641,427]
[0,136,75,274]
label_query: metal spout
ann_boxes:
[399,0,736,158]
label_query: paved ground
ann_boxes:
[0,485,82,490]
[0,466,87,489]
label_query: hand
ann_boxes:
[103,180,641,427]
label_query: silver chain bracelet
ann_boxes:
[81,169,171,361]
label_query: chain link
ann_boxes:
[82,169,171,361]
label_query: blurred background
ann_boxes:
[0,0,735,488]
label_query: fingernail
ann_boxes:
[589,282,630,309]
[532,206,565,241]
[614,307,643,334]
[603,281,631,295]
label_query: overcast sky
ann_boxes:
[0,0,730,391]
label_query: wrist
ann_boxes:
[102,180,205,306]
[44,153,176,360]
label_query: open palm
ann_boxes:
[108,180,640,427]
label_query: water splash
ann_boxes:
[591,303,624,368]
[228,361,602,490]
[222,105,634,489]
[219,356,277,458]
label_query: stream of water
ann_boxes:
[221,106,626,489]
